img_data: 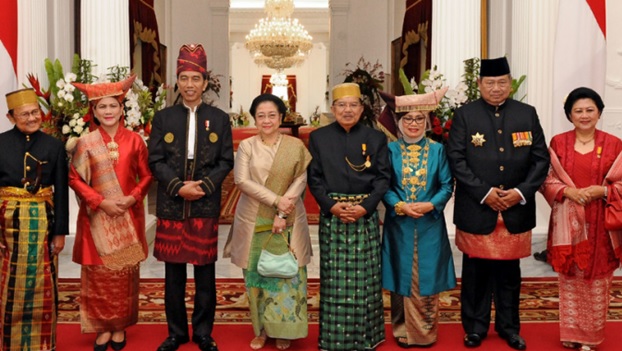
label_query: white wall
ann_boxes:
[230,42,328,123]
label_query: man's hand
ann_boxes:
[178,180,206,201]
[484,187,509,212]
[497,189,522,209]
[51,235,65,256]
[330,203,367,224]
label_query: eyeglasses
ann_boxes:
[14,108,42,120]
[334,102,362,110]
[402,116,426,125]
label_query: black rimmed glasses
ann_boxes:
[402,116,426,125]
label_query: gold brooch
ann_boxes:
[471,132,486,147]
[209,132,218,143]
[164,132,174,143]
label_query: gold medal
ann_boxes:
[164,132,174,143]
[364,156,371,168]
[209,132,218,143]
[471,132,486,147]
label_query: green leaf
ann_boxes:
[398,68,414,95]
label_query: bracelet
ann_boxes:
[277,212,288,219]
[394,201,406,216]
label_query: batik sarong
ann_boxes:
[0,186,57,351]
[390,229,439,346]
[80,264,140,333]
[318,208,385,351]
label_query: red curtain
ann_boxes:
[129,0,164,88]
[260,75,297,112]
[400,0,432,84]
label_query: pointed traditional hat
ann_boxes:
[395,86,449,113]
[6,88,38,110]
[72,74,136,102]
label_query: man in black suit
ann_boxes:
[446,57,549,350]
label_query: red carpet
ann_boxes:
[58,322,622,350]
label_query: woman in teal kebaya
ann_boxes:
[382,87,456,348]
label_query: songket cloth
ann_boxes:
[80,264,140,333]
[390,230,439,346]
[244,229,308,339]
[559,271,611,346]
[455,213,531,260]
[0,186,57,351]
[318,204,384,351]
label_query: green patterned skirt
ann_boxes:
[318,211,385,350]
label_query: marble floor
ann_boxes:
[58,217,602,280]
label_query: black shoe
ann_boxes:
[110,331,126,351]
[503,334,526,350]
[94,341,109,351]
[463,334,482,348]
[156,336,189,351]
[533,250,548,263]
[192,335,218,351]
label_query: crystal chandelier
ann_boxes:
[245,0,313,71]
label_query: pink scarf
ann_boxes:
[541,147,622,273]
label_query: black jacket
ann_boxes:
[148,103,234,220]
[446,98,549,234]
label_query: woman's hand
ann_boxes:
[564,187,592,206]
[583,185,607,200]
[115,195,137,211]
[410,202,435,216]
[272,215,286,233]
[277,196,296,215]
[99,199,125,217]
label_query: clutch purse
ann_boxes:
[605,186,622,231]
[257,231,298,279]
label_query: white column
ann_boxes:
[80,0,130,78]
[17,0,48,87]
[50,0,74,72]
[488,0,511,59]
[329,0,350,92]
[511,0,558,139]
[431,0,480,88]
[208,0,230,110]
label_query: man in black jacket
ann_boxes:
[446,57,549,350]
[148,44,234,351]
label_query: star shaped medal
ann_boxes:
[471,132,486,147]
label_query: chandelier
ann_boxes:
[245,0,313,71]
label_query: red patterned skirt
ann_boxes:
[153,217,219,265]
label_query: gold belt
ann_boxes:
[0,186,53,204]
[329,194,369,206]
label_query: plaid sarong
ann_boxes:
[318,207,385,350]
[0,186,57,351]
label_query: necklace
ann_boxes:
[400,139,430,202]
[107,141,119,162]
[261,133,281,147]
[576,135,594,145]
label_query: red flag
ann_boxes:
[552,0,606,135]
[0,0,18,132]
[400,0,432,84]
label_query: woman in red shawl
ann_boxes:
[540,87,622,350]
[69,75,153,351]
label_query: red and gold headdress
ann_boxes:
[72,74,137,103]
[177,44,207,77]
[395,86,449,113]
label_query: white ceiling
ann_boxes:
[230,0,329,9]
